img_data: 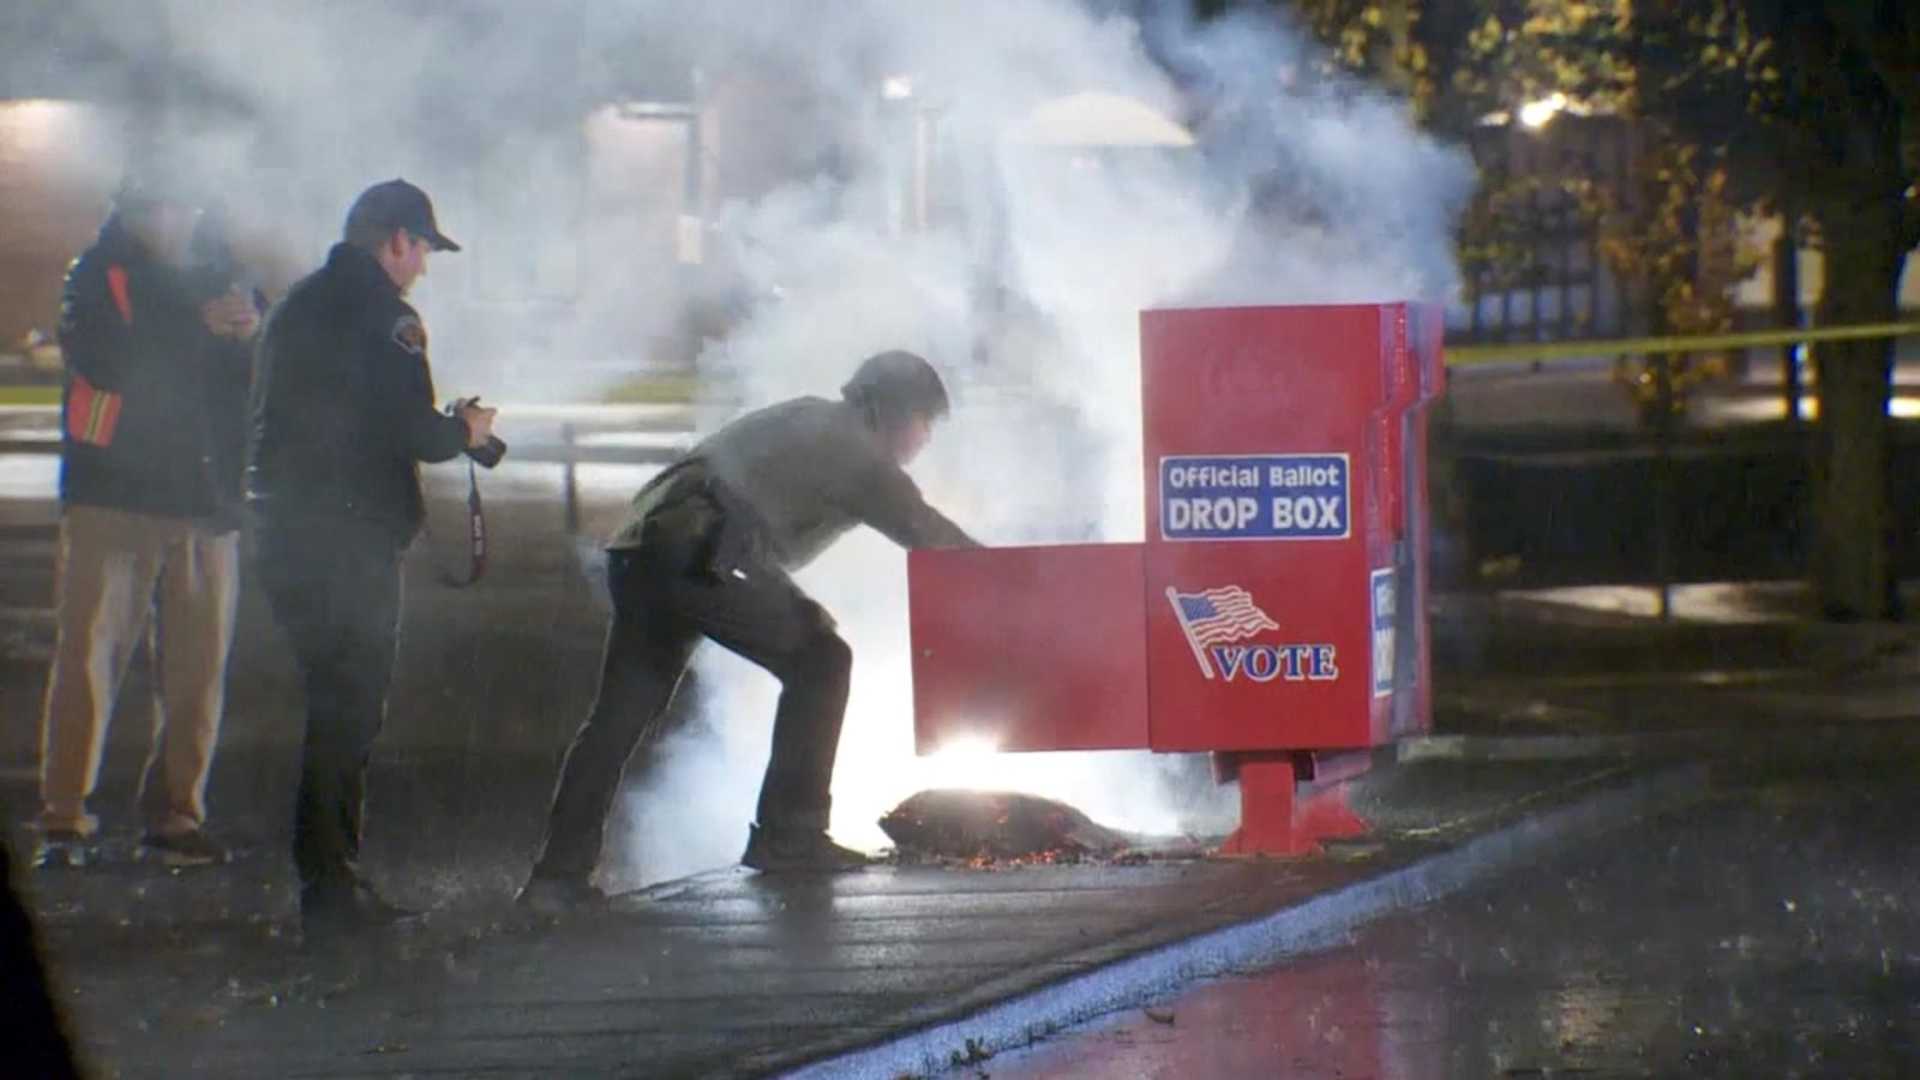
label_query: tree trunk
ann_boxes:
[1808,204,1908,620]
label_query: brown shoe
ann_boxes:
[740,825,871,873]
[139,829,228,868]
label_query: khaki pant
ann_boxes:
[38,505,240,838]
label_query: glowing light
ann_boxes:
[930,734,1000,758]
[881,75,915,100]
[1510,583,1798,625]
[1698,394,1920,424]
[897,733,1006,793]
[1518,93,1568,129]
[0,98,92,156]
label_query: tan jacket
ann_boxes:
[608,396,977,570]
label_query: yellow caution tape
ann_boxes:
[1448,321,1920,367]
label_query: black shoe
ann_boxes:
[31,830,92,871]
[740,825,871,873]
[139,829,228,868]
[514,876,609,919]
[300,881,419,942]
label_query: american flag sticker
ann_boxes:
[1166,585,1279,680]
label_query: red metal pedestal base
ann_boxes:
[1214,751,1372,857]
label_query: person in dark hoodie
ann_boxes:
[518,350,980,916]
[34,162,258,872]
[187,198,270,551]
[247,179,496,941]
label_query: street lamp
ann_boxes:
[1518,92,1569,129]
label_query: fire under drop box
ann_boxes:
[908,303,1446,855]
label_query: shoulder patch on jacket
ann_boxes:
[392,314,427,355]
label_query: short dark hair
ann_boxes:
[842,350,950,430]
[344,220,407,254]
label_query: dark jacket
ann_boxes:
[56,215,252,527]
[246,243,469,545]
[187,209,268,512]
[607,396,978,570]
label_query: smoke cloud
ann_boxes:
[16,1,1472,884]
[594,2,1473,879]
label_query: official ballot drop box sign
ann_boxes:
[908,303,1444,756]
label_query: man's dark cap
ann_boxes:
[343,178,460,252]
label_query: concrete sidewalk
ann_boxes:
[25,756,1702,1080]
[25,699,1914,1078]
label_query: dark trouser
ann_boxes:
[252,513,403,894]
[531,541,852,883]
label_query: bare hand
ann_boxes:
[458,402,498,448]
[201,289,259,340]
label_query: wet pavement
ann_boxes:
[18,755,1692,1079]
[990,759,1920,1078]
[2,405,1920,1076]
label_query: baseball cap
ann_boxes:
[343,178,461,252]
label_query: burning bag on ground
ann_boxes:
[878,789,1133,861]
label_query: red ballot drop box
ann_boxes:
[908,303,1445,854]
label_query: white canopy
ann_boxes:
[1008,91,1196,148]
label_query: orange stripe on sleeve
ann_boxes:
[106,266,133,324]
[64,375,122,447]
[65,378,93,441]
[88,389,119,444]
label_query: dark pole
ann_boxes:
[1652,350,1677,622]
[561,422,579,535]
[1777,208,1802,425]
